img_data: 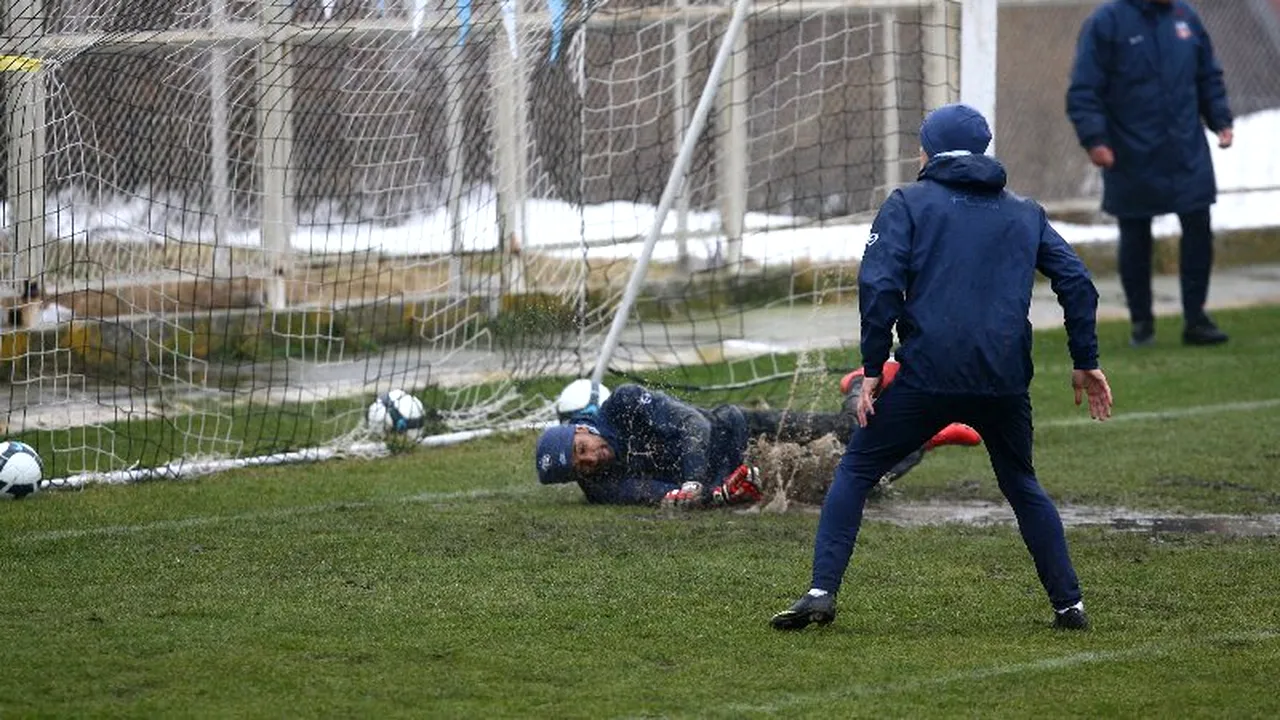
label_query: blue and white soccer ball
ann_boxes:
[367,390,427,438]
[0,440,43,500]
[555,379,610,423]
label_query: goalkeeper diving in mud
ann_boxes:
[533,364,982,508]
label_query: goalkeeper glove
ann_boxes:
[710,465,763,507]
[661,481,707,509]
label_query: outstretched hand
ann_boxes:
[1072,368,1113,421]
[856,374,883,428]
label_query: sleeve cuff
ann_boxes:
[1082,135,1109,150]
[863,363,884,379]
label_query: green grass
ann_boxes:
[2,307,1280,717]
[902,305,1280,513]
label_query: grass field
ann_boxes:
[3,307,1280,717]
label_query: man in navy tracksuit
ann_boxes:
[1067,0,1233,347]
[770,104,1114,632]
[535,384,763,507]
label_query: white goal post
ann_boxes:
[588,0,998,396]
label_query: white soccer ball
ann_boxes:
[0,440,43,500]
[366,390,427,438]
[555,379,610,422]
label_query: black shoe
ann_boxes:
[879,448,925,487]
[1053,606,1090,631]
[770,592,837,631]
[1183,319,1228,346]
[1130,321,1155,347]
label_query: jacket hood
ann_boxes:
[918,152,1008,193]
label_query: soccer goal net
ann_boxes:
[0,0,963,484]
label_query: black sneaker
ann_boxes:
[880,448,925,487]
[770,592,837,631]
[1130,320,1155,347]
[1053,606,1090,631]
[1183,319,1228,346]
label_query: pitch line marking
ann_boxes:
[724,630,1279,714]
[1041,398,1280,428]
[13,485,536,542]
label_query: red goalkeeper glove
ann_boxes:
[710,465,763,507]
[661,481,706,509]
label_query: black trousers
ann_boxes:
[1117,208,1213,326]
[809,387,1081,609]
[743,408,855,445]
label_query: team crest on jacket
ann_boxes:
[1175,21,1192,40]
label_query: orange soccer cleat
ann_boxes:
[925,423,982,450]
[840,360,901,395]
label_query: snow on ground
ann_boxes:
[19,109,1280,267]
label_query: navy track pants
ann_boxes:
[809,384,1082,610]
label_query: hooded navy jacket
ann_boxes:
[1066,0,1232,218]
[859,153,1100,396]
[545,384,749,505]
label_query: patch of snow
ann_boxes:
[13,110,1280,267]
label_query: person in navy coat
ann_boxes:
[769,104,1114,633]
[1067,0,1233,346]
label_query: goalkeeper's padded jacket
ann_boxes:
[570,384,749,506]
[1066,0,1231,218]
[859,152,1100,396]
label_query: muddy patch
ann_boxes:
[755,499,1280,537]
[1153,476,1280,506]
[742,436,1280,536]
[874,500,1280,537]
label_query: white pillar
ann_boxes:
[208,0,233,279]
[671,0,691,272]
[716,5,748,270]
[445,42,468,296]
[921,0,950,113]
[960,0,998,153]
[6,0,46,305]
[490,1,528,298]
[879,11,901,199]
[258,0,295,309]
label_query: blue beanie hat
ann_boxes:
[920,103,992,157]
[535,424,576,484]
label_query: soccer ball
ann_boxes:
[555,379,610,423]
[367,390,427,438]
[0,440,43,500]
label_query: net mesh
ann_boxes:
[1,0,961,480]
